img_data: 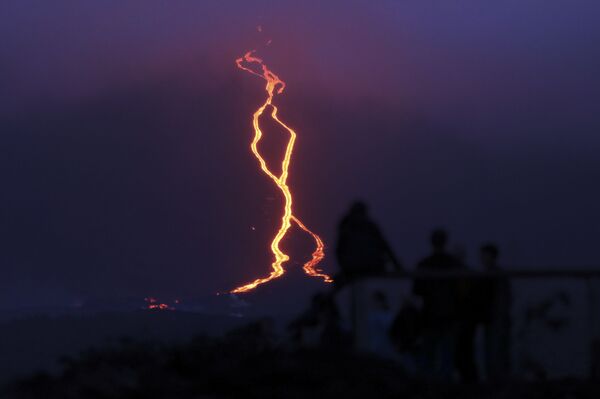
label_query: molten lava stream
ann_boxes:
[230,51,332,294]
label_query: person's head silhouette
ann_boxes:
[480,243,499,269]
[347,201,369,220]
[430,228,448,253]
[349,200,368,218]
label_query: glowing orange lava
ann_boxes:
[144,297,175,311]
[231,50,332,293]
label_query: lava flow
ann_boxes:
[230,50,332,293]
[144,297,175,311]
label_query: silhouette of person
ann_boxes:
[335,201,401,349]
[477,243,511,382]
[288,292,346,350]
[412,228,463,381]
[335,201,401,286]
[454,247,479,383]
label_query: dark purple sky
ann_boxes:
[1,1,600,308]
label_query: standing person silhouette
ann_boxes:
[454,245,479,383]
[413,228,463,381]
[477,243,511,382]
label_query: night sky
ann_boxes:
[1,1,599,309]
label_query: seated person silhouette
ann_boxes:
[335,201,401,286]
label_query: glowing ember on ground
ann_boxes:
[230,49,333,293]
[144,297,175,311]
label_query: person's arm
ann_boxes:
[412,262,425,296]
[387,249,402,271]
[374,225,402,270]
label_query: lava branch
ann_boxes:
[230,51,332,294]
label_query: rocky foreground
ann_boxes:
[3,321,599,399]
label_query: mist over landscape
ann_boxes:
[2,1,599,308]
